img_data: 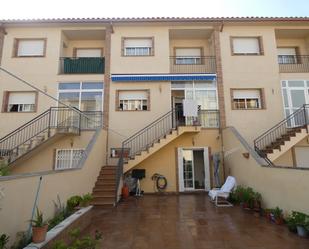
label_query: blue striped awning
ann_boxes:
[111,74,216,82]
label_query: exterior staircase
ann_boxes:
[92,166,117,207]
[0,107,82,165]
[124,126,201,172]
[254,104,309,164]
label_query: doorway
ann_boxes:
[178,147,210,192]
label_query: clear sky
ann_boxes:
[1,0,309,19]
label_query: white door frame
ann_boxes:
[178,147,210,192]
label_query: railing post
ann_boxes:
[304,104,308,133]
[47,108,51,138]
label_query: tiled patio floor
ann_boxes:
[86,194,309,249]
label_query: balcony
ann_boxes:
[60,57,105,74]
[170,56,216,74]
[278,55,309,73]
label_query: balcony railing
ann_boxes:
[60,57,105,74]
[170,56,216,73]
[278,55,309,73]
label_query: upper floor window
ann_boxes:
[2,91,37,113]
[277,47,298,64]
[14,39,46,57]
[175,48,202,65]
[117,90,150,111]
[231,89,264,110]
[74,48,103,57]
[122,37,154,56]
[231,37,263,55]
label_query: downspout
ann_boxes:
[213,22,226,181]
[0,24,7,66]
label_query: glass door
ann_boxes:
[281,80,309,127]
[182,149,195,190]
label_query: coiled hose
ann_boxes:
[151,173,167,192]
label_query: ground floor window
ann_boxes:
[55,149,85,170]
[2,91,37,113]
[231,89,263,110]
[117,90,150,111]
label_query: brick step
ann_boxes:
[97,175,116,181]
[93,196,115,201]
[96,178,115,184]
[93,186,116,191]
[261,149,273,154]
[95,182,116,188]
[91,200,114,207]
[93,189,115,195]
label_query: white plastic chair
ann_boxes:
[208,176,236,207]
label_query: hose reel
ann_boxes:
[151,173,167,192]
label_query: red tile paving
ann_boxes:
[86,194,309,249]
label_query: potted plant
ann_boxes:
[67,195,82,212]
[241,187,254,210]
[271,207,284,225]
[79,193,93,207]
[30,207,48,243]
[252,192,262,217]
[286,211,298,233]
[0,234,9,249]
[294,211,308,237]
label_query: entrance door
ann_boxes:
[178,148,210,192]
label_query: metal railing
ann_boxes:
[0,107,84,164]
[278,55,309,73]
[80,111,103,130]
[254,104,309,164]
[114,108,220,202]
[170,56,216,73]
[59,57,105,74]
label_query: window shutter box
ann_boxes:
[124,38,152,47]
[175,48,201,56]
[119,91,148,100]
[8,92,36,105]
[233,90,260,99]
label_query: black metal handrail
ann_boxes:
[254,104,309,162]
[169,56,216,73]
[0,107,84,163]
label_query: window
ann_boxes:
[14,39,46,57]
[75,48,103,57]
[58,82,103,129]
[55,149,85,170]
[117,90,149,111]
[231,37,263,55]
[2,91,37,113]
[231,89,263,110]
[277,47,297,64]
[175,48,202,65]
[123,37,154,56]
[58,82,103,111]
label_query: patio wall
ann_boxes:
[223,126,309,214]
[0,129,107,246]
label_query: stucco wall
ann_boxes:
[0,26,105,137]
[134,129,222,193]
[0,129,107,245]
[10,131,95,174]
[223,127,309,214]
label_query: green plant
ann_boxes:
[30,207,47,227]
[67,195,82,212]
[272,207,283,220]
[10,231,31,249]
[79,194,93,207]
[241,187,255,208]
[0,234,9,249]
[51,228,102,249]
[48,196,71,230]
[0,161,9,176]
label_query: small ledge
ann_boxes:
[24,206,93,249]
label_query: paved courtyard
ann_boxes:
[87,195,309,249]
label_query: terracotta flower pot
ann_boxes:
[32,224,48,243]
[275,217,284,225]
